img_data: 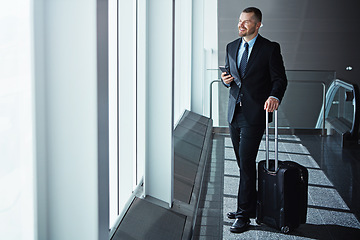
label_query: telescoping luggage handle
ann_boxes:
[265,109,278,173]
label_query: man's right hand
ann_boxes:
[221,72,234,85]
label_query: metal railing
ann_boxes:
[209,79,221,120]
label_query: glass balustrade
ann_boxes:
[209,70,335,131]
[209,69,359,145]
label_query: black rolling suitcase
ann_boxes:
[256,110,308,233]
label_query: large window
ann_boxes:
[108,0,218,233]
[108,0,119,228]
[109,0,139,230]
[0,1,34,239]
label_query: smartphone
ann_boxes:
[219,66,229,75]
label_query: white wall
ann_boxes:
[33,0,109,239]
[108,0,118,229]
[174,0,192,123]
[144,0,174,207]
[118,0,137,219]
[191,0,218,117]
[0,1,34,239]
[136,0,147,188]
[203,0,219,122]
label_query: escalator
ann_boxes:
[316,79,360,147]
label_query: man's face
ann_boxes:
[238,12,260,38]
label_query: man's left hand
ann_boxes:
[264,97,279,112]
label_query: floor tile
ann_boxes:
[193,134,360,239]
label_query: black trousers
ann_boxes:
[229,104,265,219]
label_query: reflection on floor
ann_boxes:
[193,134,360,239]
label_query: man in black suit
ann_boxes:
[221,7,287,233]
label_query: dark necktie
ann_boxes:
[239,42,249,78]
[237,42,249,104]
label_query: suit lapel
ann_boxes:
[230,38,241,69]
[228,38,242,84]
[243,35,263,78]
[235,38,242,72]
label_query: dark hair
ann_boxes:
[243,7,262,22]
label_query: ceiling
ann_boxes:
[218,0,360,85]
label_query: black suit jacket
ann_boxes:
[223,35,287,125]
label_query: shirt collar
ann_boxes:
[242,34,258,48]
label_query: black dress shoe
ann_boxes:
[227,211,256,219]
[230,218,250,233]
[227,211,236,219]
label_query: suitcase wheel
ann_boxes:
[281,226,290,234]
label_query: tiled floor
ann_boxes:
[193,134,360,239]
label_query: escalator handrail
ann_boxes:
[316,79,360,140]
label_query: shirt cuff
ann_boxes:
[269,96,280,102]
[221,79,231,87]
